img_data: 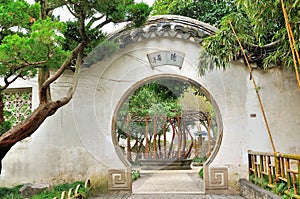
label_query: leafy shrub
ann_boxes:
[274,182,287,196]
[132,170,140,181]
[192,156,207,166]
[0,185,23,198]
[0,181,89,199]
[198,168,204,179]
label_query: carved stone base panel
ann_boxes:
[108,170,132,193]
[205,166,228,190]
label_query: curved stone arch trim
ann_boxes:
[110,15,216,48]
[83,15,217,69]
[111,73,223,170]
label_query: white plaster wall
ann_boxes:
[1,34,300,189]
[72,36,300,187]
[0,74,109,187]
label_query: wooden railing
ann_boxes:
[248,150,300,198]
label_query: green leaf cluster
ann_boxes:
[124,80,189,118]
[0,1,74,94]
[0,121,12,137]
[153,0,300,73]
[152,0,236,26]
[0,181,89,199]
[200,0,300,71]
[152,0,192,16]
[0,0,40,40]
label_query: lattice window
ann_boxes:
[2,87,32,126]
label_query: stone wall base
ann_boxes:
[239,179,282,199]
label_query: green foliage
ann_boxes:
[0,16,69,78]
[249,174,296,198]
[132,170,140,181]
[0,0,40,41]
[192,156,207,166]
[127,3,152,28]
[116,79,190,142]
[152,0,236,26]
[62,1,151,50]
[198,168,204,179]
[0,0,152,170]
[273,181,288,196]
[124,79,188,117]
[154,0,300,73]
[199,0,300,72]
[152,0,192,16]
[0,184,23,198]
[0,121,12,136]
[235,0,284,45]
[199,12,254,73]
[0,181,89,199]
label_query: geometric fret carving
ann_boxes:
[3,87,32,126]
[205,166,228,190]
[108,170,132,192]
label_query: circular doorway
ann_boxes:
[112,75,223,171]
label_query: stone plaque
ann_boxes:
[147,50,185,69]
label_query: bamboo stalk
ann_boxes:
[280,0,300,91]
[286,158,291,190]
[126,115,131,162]
[182,119,187,153]
[177,115,181,159]
[229,21,277,153]
[267,156,272,185]
[145,116,149,159]
[153,117,157,160]
[298,160,300,194]
[207,113,211,157]
[163,121,167,158]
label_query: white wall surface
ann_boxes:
[1,29,300,189]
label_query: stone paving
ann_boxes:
[93,194,245,199]
[92,168,246,199]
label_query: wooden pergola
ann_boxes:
[116,110,213,162]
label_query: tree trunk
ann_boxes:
[38,70,51,103]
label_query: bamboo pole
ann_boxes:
[163,121,167,158]
[153,117,157,160]
[182,118,187,153]
[126,115,131,162]
[229,21,277,153]
[177,115,181,159]
[207,113,211,157]
[168,119,176,158]
[145,116,149,159]
[280,0,300,91]
[298,160,300,193]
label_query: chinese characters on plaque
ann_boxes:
[147,50,185,69]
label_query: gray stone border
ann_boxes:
[109,15,216,49]
[239,179,283,199]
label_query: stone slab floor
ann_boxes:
[92,167,245,199]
